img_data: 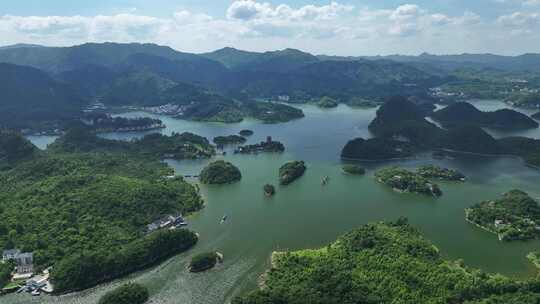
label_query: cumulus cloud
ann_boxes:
[0,1,536,55]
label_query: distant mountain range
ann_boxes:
[1,42,539,131]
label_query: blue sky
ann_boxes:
[0,0,539,55]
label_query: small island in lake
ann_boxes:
[213,135,247,146]
[264,184,276,196]
[279,161,307,185]
[98,283,149,304]
[189,252,222,272]
[200,160,242,184]
[235,136,285,154]
[465,190,540,241]
[239,129,254,136]
[375,167,442,197]
[342,164,366,175]
[416,165,465,181]
[317,96,338,108]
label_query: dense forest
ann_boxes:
[98,283,149,304]
[375,167,443,197]
[342,96,540,166]
[0,130,205,292]
[466,190,540,241]
[199,160,242,184]
[234,220,540,304]
[52,229,198,293]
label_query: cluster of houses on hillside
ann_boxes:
[2,249,33,279]
[2,249,53,296]
[146,214,187,234]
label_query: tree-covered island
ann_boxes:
[279,161,307,185]
[189,252,221,273]
[417,165,466,181]
[375,167,443,197]
[342,164,366,175]
[239,129,254,136]
[465,190,540,241]
[98,283,149,304]
[264,184,276,196]
[234,220,540,304]
[317,96,339,108]
[199,160,242,184]
[235,136,285,154]
[213,135,247,146]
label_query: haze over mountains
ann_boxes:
[1,42,540,131]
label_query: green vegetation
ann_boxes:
[279,161,306,185]
[234,221,540,304]
[431,102,539,130]
[235,138,285,154]
[417,165,465,181]
[0,261,15,289]
[245,102,305,123]
[0,129,40,169]
[317,96,338,108]
[0,63,86,131]
[82,113,164,133]
[98,283,149,304]
[52,229,198,293]
[199,160,242,184]
[341,137,415,160]
[189,252,219,273]
[264,184,276,196]
[465,190,540,241]
[239,129,254,136]
[375,167,442,196]
[0,130,206,293]
[213,135,247,146]
[49,127,215,160]
[498,137,540,167]
[342,164,366,175]
[528,252,540,270]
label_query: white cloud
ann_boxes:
[0,1,537,55]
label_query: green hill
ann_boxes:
[0,63,86,130]
[234,221,540,304]
[432,102,539,130]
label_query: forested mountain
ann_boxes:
[431,102,539,130]
[202,47,319,72]
[235,221,540,304]
[0,42,221,74]
[0,63,86,130]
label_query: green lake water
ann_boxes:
[12,102,540,304]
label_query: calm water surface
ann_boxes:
[15,103,540,304]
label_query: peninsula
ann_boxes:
[416,165,465,181]
[465,190,540,241]
[233,221,540,304]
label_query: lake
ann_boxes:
[11,102,540,304]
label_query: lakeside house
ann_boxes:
[147,214,187,233]
[2,249,34,275]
